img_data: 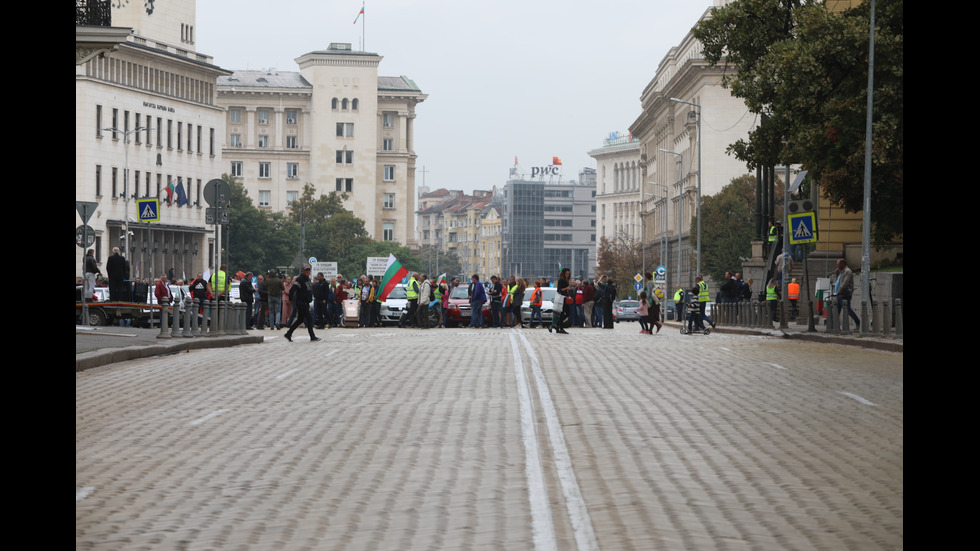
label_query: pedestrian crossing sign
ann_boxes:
[137,198,160,222]
[787,212,817,244]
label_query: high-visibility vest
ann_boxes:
[506,283,517,307]
[406,277,419,299]
[674,289,684,302]
[766,285,778,301]
[531,288,542,307]
[697,280,709,302]
[768,225,778,242]
[787,282,800,300]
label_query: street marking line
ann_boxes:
[518,331,601,551]
[767,362,787,370]
[276,369,298,380]
[189,409,231,426]
[76,486,95,502]
[838,391,877,406]
[510,334,558,551]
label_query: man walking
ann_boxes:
[284,265,320,342]
[106,247,129,301]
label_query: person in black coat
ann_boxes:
[601,277,617,329]
[284,266,319,342]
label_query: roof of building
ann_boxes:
[379,75,422,92]
[218,70,311,89]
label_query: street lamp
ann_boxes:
[659,149,684,287]
[647,184,670,290]
[670,97,702,277]
[103,125,145,259]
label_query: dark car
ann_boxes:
[445,285,492,327]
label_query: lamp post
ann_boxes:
[103,126,145,259]
[670,98,702,277]
[659,149,684,287]
[647,184,670,290]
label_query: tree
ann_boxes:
[693,0,903,245]
[596,234,644,296]
[692,174,783,281]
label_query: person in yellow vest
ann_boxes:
[399,273,420,328]
[674,285,686,323]
[787,277,800,319]
[207,264,229,301]
[766,277,780,325]
[696,275,715,329]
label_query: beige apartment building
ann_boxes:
[76,0,228,281]
[217,43,426,247]
[589,134,643,247]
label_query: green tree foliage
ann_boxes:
[415,245,462,279]
[693,175,782,281]
[693,0,903,244]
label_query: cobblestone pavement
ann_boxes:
[76,325,903,550]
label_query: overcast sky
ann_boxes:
[196,0,714,195]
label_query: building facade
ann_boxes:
[589,134,644,247]
[76,0,229,281]
[502,170,596,281]
[629,3,757,287]
[217,43,426,248]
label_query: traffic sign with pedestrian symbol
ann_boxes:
[137,198,160,222]
[787,212,817,244]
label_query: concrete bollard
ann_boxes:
[881,299,891,338]
[157,301,171,339]
[894,298,903,339]
[182,295,194,337]
[839,299,852,335]
[171,302,181,338]
[192,298,202,337]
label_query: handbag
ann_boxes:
[553,292,565,314]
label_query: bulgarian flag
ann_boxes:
[435,273,447,287]
[378,254,408,302]
[164,181,175,206]
[353,4,364,24]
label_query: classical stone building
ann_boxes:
[589,133,643,247]
[217,43,426,248]
[75,0,229,281]
[629,3,757,288]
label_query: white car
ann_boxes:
[379,284,408,325]
[521,287,558,325]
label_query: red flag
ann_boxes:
[552,156,562,166]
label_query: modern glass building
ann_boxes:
[502,171,596,281]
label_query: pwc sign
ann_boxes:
[531,166,561,178]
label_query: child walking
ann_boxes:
[638,292,651,334]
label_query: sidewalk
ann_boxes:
[664,317,904,353]
[75,325,264,371]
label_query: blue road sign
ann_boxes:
[137,198,160,222]
[787,212,817,245]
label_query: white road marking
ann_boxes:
[510,334,558,551]
[767,362,787,370]
[518,331,601,551]
[838,391,877,406]
[76,486,95,502]
[189,409,231,426]
[276,369,298,380]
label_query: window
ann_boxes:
[383,112,394,128]
[111,109,118,139]
[258,135,269,148]
[383,223,394,242]
[96,105,103,138]
[286,110,297,124]
[286,136,297,149]
[134,114,141,144]
[331,98,338,110]
[230,108,242,124]
[177,122,183,151]
[95,165,102,196]
[258,109,269,124]
[287,163,298,179]
[336,178,353,192]
[167,119,173,149]
[383,193,395,209]
[197,125,202,153]
[336,150,353,164]
[259,162,270,178]
[286,191,298,205]
[156,117,163,146]
[258,190,270,207]
[336,123,354,138]
[384,165,395,181]
[112,167,118,197]
[230,161,242,178]
[230,134,241,147]
[351,98,359,110]
[383,138,394,151]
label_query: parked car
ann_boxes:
[445,285,492,327]
[615,299,640,322]
[379,284,408,325]
[520,287,558,325]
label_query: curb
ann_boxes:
[75,335,265,372]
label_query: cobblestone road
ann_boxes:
[76,326,903,550]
